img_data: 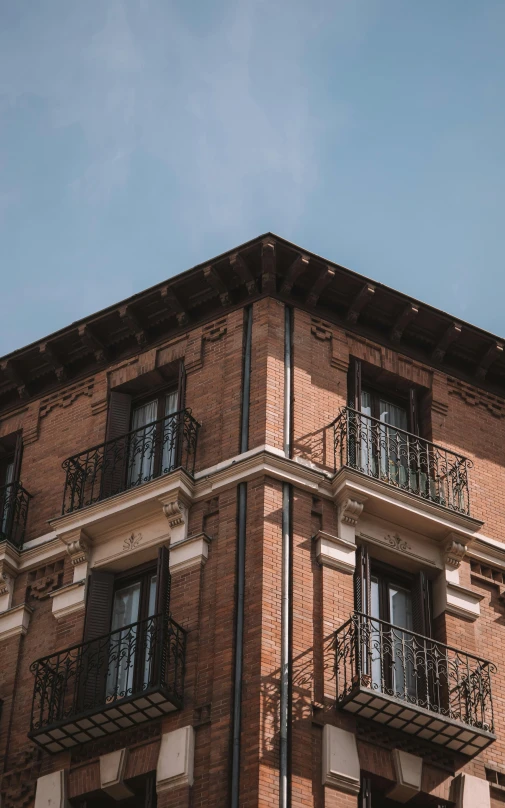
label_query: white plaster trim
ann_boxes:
[156,726,194,793]
[388,750,422,803]
[445,582,484,621]
[0,603,33,641]
[322,725,360,794]
[332,467,482,544]
[170,532,211,573]
[50,580,86,620]
[451,773,491,808]
[99,748,134,800]
[15,447,502,575]
[314,531,355,574]
[34,769,69,808]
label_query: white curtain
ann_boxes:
[379,399,408,484]
[127,400,158,487]
[389,584,415,698]
[107,582,140,700]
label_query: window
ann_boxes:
[0,431,23,541]
[101,360,186,498]
[355,545,432,703]
[80,547,171,710]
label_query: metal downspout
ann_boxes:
[231,305,252,808]
[280,305,292,808]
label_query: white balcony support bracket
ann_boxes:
[99,748,134,800]
[433,565,483,622]
[50,580,86,620]
[0,603,33,641]
[65,531,90,582]
[170,532,211,573]
[0,542,20,613]
[322,725,360,794]
[34,770,69,808]
[314,530,356,574]
[451,773,491,808]
[387,750,423,803]
[156,726,195,793]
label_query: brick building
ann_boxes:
[0,233,504,808]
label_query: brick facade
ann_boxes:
[0,235,504,807]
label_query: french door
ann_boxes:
[370,573,416,699]
[106,571,158,702]
[127,390,179,489]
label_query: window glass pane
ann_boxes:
[148,575,157,616]
[111,582,141,631]
[165,391,178,415]
[388,583,415,698]
[379,400,408,430]
[370,575,382,690]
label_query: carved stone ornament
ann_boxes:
[123,532,141,551]
[386,533,411,553]
[66,538,89,566]
[163,500,186,530]
[339,498,364,527]
[0,572,12,598]
[444,539,467,569]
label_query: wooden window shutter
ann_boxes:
[354,544,371,614]
[83,570,114,641]
[155,545,171,619]
[101,392,132,498]
[177,361,186,412]
[409,388,419,435]
[80,570,114,711]
[105,392,132,442]
[412,570,432,638]
[11,432,23,483]
[348,357,362,410]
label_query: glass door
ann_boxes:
[369,568,416,700]
[127,399,158,488]
[162,391,179,473]
[106,573,158,702]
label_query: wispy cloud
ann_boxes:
[0,0,359,233]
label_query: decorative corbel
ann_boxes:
[339,498,365,527]
[444,538,467,569]
[160,494,191,544]
[66,538,89,567]
[0,547,20,612]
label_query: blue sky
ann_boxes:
[1,1,504,356]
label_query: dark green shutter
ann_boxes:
[354,543,371,614]
[79,570,114,712]
[101,392,132,498]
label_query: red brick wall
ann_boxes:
[2,297,505,807]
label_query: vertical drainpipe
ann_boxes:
[280,305,292,808]
[231,305,252,808]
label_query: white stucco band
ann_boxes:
[156,725,194,793]
[34,770,69,808]
[322,724,360,794]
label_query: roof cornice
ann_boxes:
[1,232,505,413]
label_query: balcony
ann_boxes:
[61,408,199,515]
[29,614,186,753]
[0,481,31,549]
[333,407,472,516]
[335,612,496,756]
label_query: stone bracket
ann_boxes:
[156,726,194,793]
[314,531,355,574]
[322,725,360,794]
[99,748,134,800]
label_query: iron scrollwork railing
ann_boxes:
[30,613,186,734]
[62,408,200,514]
[0,481,32,549]
[335,612,495,733]
[333,406,472,515]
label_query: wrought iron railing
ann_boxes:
[62,408,200,514]
[29,613,186,736]
[333,407,472,515]
[335,612,495,733]
[0,481,31,548]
